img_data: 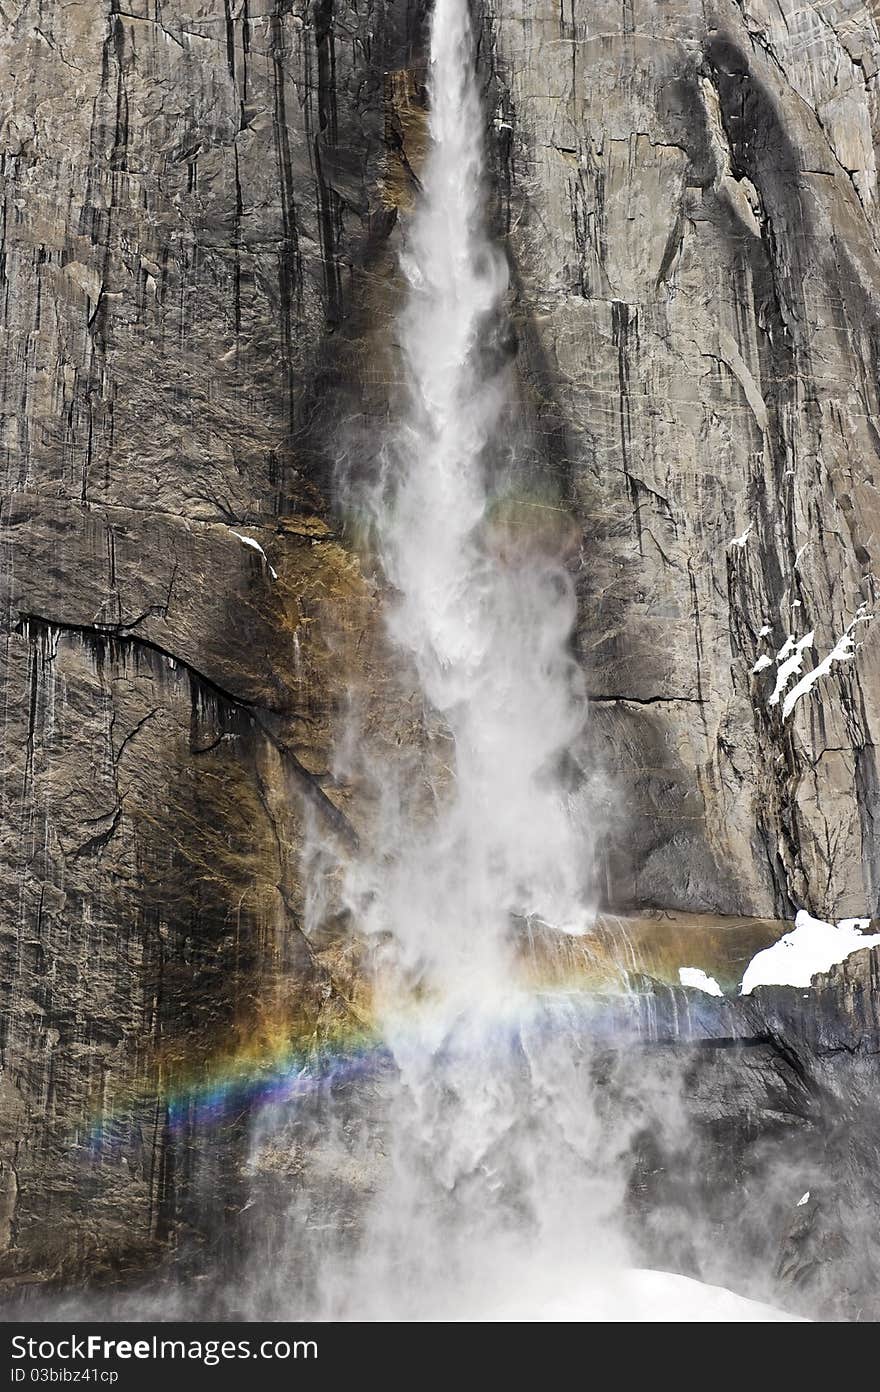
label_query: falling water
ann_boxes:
[237,0,809,1326]
[366,0,594,973]
[293,0,623,1318]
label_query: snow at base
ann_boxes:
[483,1268,804,1322]
[740,909,880,994]
[678,966,723,997]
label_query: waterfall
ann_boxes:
[354,0,596,998]
[300,0,617,1318]
[368,0,594,977]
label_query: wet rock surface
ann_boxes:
[0,0,411,1290]
[615,945,880,1319]
[29,945,880,1321]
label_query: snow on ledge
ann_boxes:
[780,615,866,719]
[678,967,724,997]
[477,1265,804,1321]
[767,631,814,707]
[740,909,880,995]
[754,606,872,719]
[728,523,752,549]
[231,531,278,581]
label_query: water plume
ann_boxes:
[285,0,614,1319]
[355,0,594,994]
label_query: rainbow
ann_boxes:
[82,1012,384,1154]
[164,1031,389,1137]
[81,989,659,1154]
[82,914,765,1154]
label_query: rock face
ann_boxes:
[2,0,880,1303]
[0,0,412,1289]
[617,946,880,1320]
[482,0,880,921]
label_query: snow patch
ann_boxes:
[758,607,872,719]
[740,909,880,994]
[231,531,278,581]
[678,967,724,997]
[781,630,854,719]
[768,631,814,707]
[779,607,872,718]
[796,1192,810,1207]
[729,523,752,549]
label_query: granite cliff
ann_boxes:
[2,0,880,1309]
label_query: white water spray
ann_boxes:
[361,0,593,1005]
[308,0,615,1318]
